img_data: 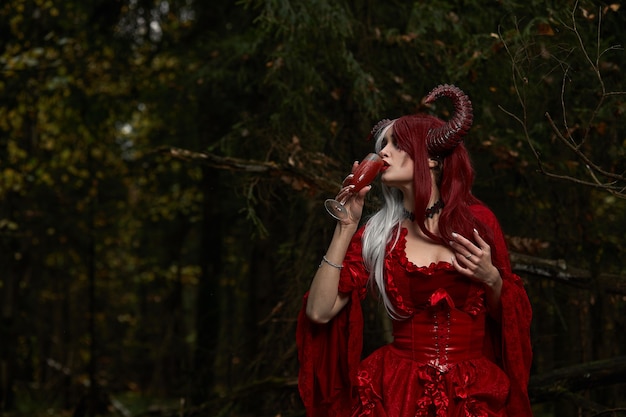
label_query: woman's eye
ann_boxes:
[380,138,388,148]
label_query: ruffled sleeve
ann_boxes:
[338,227,369,297]
[296,227,369,417]
[471,205,533,417]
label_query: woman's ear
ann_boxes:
[428,158,439,169]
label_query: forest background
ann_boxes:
[1,0,625,416]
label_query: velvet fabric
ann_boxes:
[297,205,533,416]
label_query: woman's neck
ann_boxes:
[403,199,444,222]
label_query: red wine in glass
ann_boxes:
[325,153,384,220]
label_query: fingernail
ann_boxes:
[473,228,478,234]
[452,232,458,238]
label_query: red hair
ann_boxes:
[392,114,494,247]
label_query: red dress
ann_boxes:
[297,205,533,417]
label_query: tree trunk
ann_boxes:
[193,166,222,403]
[0,270,16,412]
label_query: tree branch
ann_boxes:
[499,4,626,198]
[510,251,626,295]
[154,146,341,194]
[529,356,626,403]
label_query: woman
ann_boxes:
[297,85,533,417]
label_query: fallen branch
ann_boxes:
[529,355,626,403]
[510,252,626,295]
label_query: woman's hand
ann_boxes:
[335,161,372,227]
[449,228,503,320]
[449,229,501,288]
[339,184,371,226]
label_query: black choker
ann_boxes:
[403,200,444,221]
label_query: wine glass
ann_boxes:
[324,153,384,220]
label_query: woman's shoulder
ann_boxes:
[468,202,495,218]
[468,203,501,227]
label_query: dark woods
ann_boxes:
[0,0,624,416]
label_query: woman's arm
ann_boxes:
[306,180,371,323]
[305,223,355,323]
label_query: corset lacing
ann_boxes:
[431,309,451,372]
[390,288,486,417]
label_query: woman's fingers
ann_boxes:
[450,230,500,286]
[472,228,489,250]
[341,173,354,187]
[335,186,354,203]
[336,185,371,224]
[450,232,481,258]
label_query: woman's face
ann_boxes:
[379,126,414,188]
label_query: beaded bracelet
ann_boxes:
[319,255,343,269]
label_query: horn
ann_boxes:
[423,84,473,155]
[368,118,393,141]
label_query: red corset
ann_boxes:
[391,288,485,371]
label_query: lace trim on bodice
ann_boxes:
[384,227,486,318]
[393,227,453,274]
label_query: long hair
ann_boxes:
[361,115,493,319]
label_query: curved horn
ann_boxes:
[368,118,393,141]
[423,84,473,155]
